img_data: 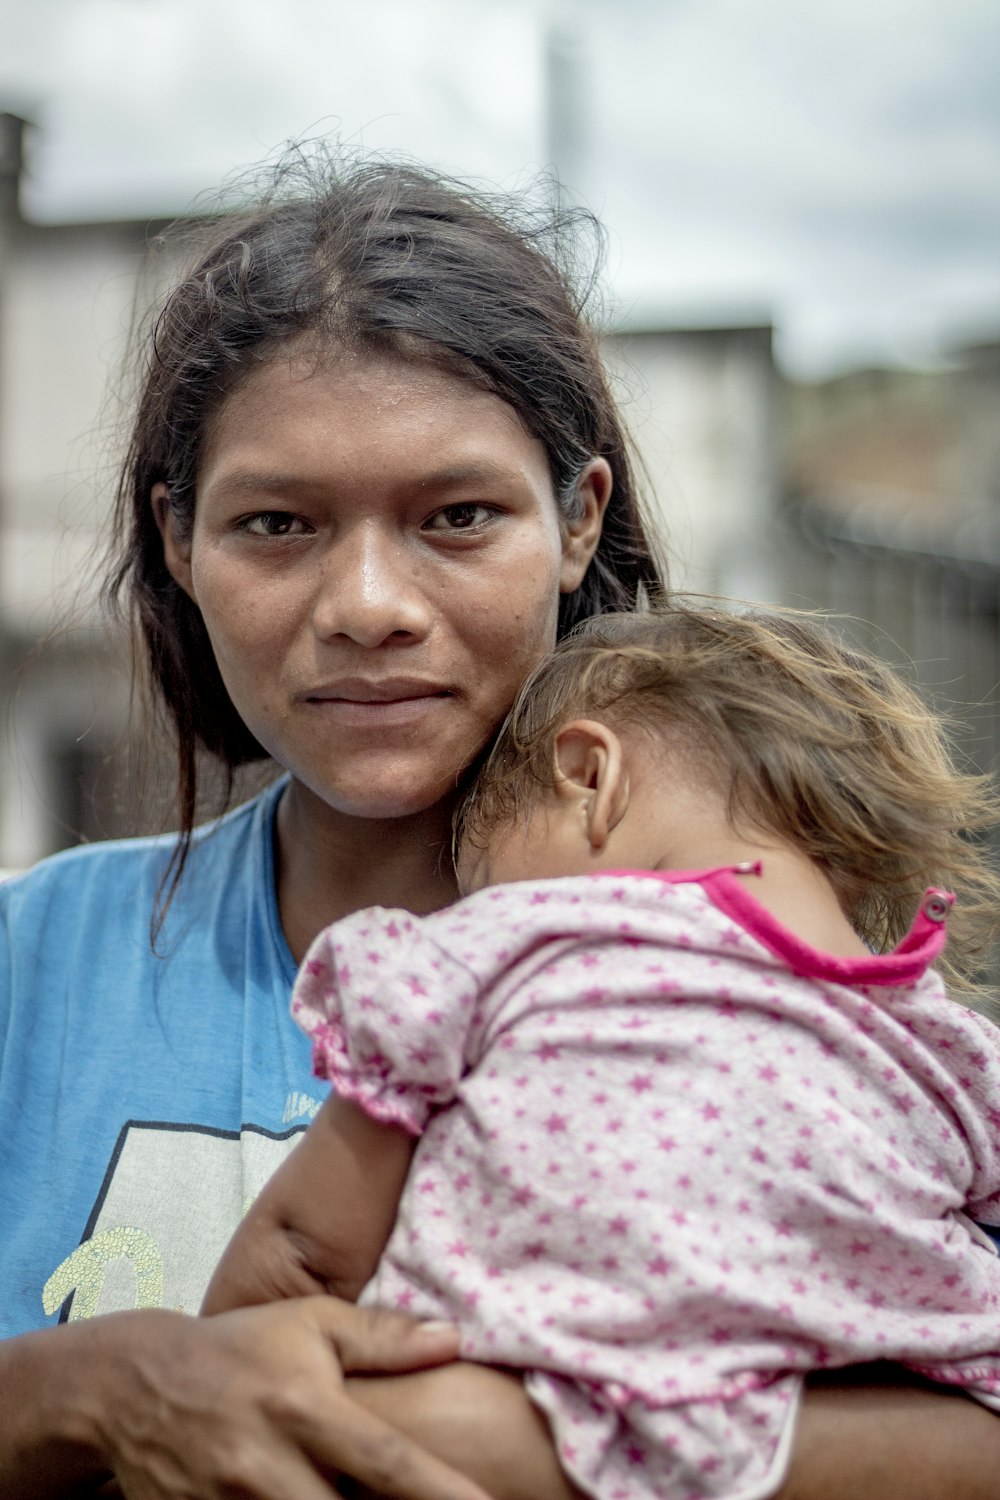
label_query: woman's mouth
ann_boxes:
[302,678,453,728]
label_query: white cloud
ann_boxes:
[5,0,543,217]
[2,0,998,373]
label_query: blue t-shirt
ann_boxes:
[0,780,326,1337]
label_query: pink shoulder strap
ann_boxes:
[603,865,952,987]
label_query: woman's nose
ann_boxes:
[311,523,432,647]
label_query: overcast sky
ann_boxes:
[2,0,999,377]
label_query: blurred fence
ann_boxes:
[774,494,1000,995]
[776,494,1000,779]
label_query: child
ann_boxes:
[204,605,1000,1500]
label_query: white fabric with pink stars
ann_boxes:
[292,867,1000,1500]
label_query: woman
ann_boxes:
[1,151,998,1499]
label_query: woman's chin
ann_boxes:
[288,766,464,827]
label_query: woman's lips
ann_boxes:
[302,680,453,728]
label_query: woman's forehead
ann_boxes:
[198,348,550,492]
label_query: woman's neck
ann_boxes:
[275,781,459,963]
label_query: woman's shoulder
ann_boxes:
[0,779,286,920]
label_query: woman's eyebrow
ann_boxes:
[202,468,307,499]
[413,460,523,491]
[205,460,525,499]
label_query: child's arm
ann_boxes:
[341,1363,1000,1500]
[202,1093,415,1313]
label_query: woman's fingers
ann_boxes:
[272,1300,489,1500]
[299,1389,493,1500]
[309,1298,462,1376]
[115,1439,345,1500]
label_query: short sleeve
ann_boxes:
[0,879,13,1070]
[291,907,480,1135]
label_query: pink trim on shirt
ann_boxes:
[603,864,952,986]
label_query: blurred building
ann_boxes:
[604,324,779,600]
[785,350,1000,521]
[0,113,166,867]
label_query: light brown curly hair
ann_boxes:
[457,603,1000,997]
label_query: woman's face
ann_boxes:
[158,349,609,820]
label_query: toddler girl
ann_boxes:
[205,605,1000,1500]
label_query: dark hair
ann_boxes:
[458,604,1000,995]
[105,147,667,898]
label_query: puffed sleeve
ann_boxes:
[290,907,480,1136]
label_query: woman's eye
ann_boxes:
[426,503,495,532]
[239,512,309,537]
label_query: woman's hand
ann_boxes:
[0,1299,491,1500]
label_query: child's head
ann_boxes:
[456,604,1000,990]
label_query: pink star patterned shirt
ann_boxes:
[292,867,1000,1500]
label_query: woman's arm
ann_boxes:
[0,1300,488,1500]
[203,1094,415,1312]
[780,1366,1000,1500]
[343,1363,1000,1500]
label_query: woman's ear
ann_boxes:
[552,718,629,851]
[559,458,613,593]
[152,482,195,599]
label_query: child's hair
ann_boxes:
[458,603,1000,995]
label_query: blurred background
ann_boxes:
[1,0,999,868]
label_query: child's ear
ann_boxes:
[552,719,629,851]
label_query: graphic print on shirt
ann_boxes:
[42,1119,305,1320]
